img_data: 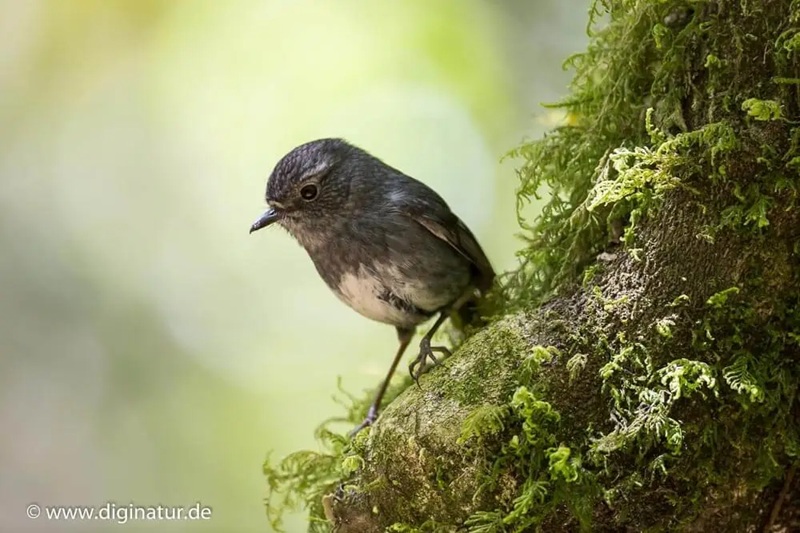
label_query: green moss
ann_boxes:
[263,425,347,532]
[458,404,509,445]
[565,353,588,383]
[386,521,452,533]
[654,317,675,338]
[706,286,740,307]
[463,387,597,532]
[741,98,784,121]
[586,280,800,524]
[581,263,602,286]
[704,53,722,68]
[505,0,800,311]
[484,0,800,527]
[263,379,389,532]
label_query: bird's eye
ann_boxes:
[300,184,318,201]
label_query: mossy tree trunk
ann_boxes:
[266,1,800,531]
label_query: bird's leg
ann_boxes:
[408,288,478,386]
[409,311,451,386]
[349,326,414,437]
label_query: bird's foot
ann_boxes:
[349,405,378,438]
[409,338,451,387]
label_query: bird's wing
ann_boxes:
[395,188,495,292]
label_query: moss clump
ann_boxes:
[462,387,598,532]
[504,0,800,311]
[264,318,530,532]
[742,98,785,121]
[263,421,359,532]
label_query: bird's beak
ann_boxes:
[249,207,281,233]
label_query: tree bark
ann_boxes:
[273,1,800,531]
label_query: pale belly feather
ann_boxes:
[334,264,451,327]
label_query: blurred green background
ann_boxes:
[0,1,587,531]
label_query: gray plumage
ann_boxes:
[250,138,494,433]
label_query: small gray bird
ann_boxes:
[250,138,494,434]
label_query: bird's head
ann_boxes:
[250,138,359,243]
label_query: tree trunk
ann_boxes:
[266,1,800,531]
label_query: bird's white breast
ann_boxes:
[336,267,410,326]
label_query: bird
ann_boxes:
[249,138,495,434]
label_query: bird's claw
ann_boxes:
[408,338,451,387]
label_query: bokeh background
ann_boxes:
[0,1,588,531]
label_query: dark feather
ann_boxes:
[412,213,495,292]
[384,172,495,294]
